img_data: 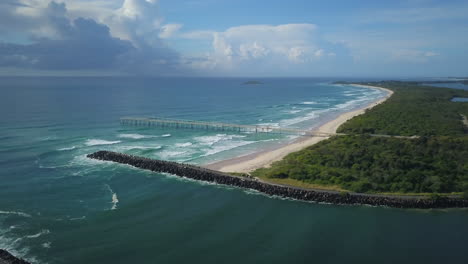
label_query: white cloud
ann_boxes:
[159,23,183,39]
[314,49,325,57]
[181,23,328,72]
[0,0,183,75]
[180,30,215,39]
[239,41,269,60]
[424,51,439,57]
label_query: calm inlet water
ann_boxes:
[1,77,467,264]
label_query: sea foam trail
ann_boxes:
[26,230,50,239]
[0,211,31,218]
[57,146,76,151]
[120,146,162,151]
[85,139,121,146]
[105,185,119,210]
[118,134,154,139]
[201,140,255,157]
[175,142,193,147]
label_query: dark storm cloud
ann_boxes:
[0,1,183,74]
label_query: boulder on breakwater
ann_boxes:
[87,151,468,209]
[0,250,30,264]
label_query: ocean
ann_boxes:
[1,77,467,263]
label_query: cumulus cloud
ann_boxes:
[0,2,132,70]
[159,24,183,39]
[182,24,331,73]
[0,0,182,75]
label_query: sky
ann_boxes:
[0,0,467,77]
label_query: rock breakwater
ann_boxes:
[87,151,468,209]
[0,250,30,264]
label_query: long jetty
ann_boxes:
[87,151,468,209]
[120,117,340,137]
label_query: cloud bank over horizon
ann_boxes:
[0,0,467,77]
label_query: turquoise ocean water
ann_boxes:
[1,77,467,263]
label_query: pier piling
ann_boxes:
[120,117,335,137]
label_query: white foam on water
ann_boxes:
[111,193,119,210]
[105,184,119,210]
[39,136,58,141]
[69,216,86,221]
[201,140,255,157]
[0,230,37,264]
[70,154,113,166]
[301,101,317,105]
[273,88,385,128]
[26,229,50,239]
[85,139,121,146]
[278,108,331,127]
[194,134,246,147]
[42,242,51,248]
[175,142,193,147]
[0,210,31,218]
[118,133,152,139]
[287,109,302,114]
[158,150,191,159]
[257,122,280,128]
[333,97,369,110]
[161,134,171,137]
[119,145,162,151]
[57,146,76,151]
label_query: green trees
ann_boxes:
[337,82,468,136]
[253,82,468,195]
[253,135,468,193]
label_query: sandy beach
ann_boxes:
[205,84,394,173]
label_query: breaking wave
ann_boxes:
[85,139,121,146]
[0,210,31,218]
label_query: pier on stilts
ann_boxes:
[120,117,341,137]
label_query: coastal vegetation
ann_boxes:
[252,135,468,194]
[253,82,468,196]
[337,81,468,136]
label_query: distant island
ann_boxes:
[242,80,263,85]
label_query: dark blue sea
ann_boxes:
[1,77,467,263]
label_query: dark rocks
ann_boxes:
[0,250,30,264]
[87,151,468,209]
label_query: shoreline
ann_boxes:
[204,84,394,173]
[87,151,468,209]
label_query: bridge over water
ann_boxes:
[120,117,342,137]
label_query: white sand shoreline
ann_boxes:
[204,84,394,173]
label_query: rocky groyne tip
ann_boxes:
[0,250,31,264]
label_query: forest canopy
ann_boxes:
[253,82,468,196]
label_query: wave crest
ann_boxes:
[85,139,121,146]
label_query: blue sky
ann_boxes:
[0,0,467,77]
